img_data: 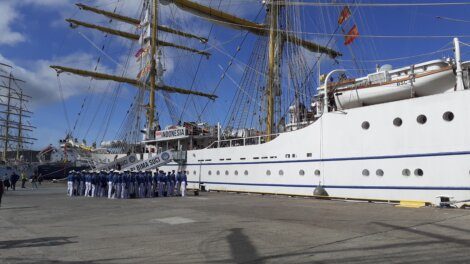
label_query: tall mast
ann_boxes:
[148,0,158,139]
[266,1,281,141]
[16,90,23,160]
[3,74,12,161]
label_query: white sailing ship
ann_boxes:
[50,1,470,205]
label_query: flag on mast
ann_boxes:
[137,62,152,79]
[135,45,150,62]
[338,6,351,25]
[344,25,359,45]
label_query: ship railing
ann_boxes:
[206,133,280,149]
[172,150,187,163]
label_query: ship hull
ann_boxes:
[161,89,470,205]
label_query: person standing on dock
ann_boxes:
[67,171,74,197]
[79,171,85,196]
[146,171,152,198]
[20,171,27,188]
[107,170,114,199]
[91,172,97,198]
[176,171,182,196]
[84,171,92,197]
[122,171,128,199]
[116,172,122,199]
[169,170,176,196]
[31,172,39,189]
[181,171,187,197]
[157,170,164,197]
[138,171,145,198]
[112,171,119,199]
[10,171,19,191]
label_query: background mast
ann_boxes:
[0,65,35,162]
[148,0,159,139]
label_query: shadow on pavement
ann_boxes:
[226,228,264,264]
[0,236,77,249]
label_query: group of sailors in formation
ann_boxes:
[66,170,188,199]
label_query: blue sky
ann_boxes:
[1,0,470,150]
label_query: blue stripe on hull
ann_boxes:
[188,181,470,191]
[167,150,470,166]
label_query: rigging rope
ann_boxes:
[337,46,454,63]
[56,76,72,133]
[178,0,220,124]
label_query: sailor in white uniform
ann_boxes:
[181,171,187,197]
[66,170,74,197]
[107,170,114,199]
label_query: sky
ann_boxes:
[1,0,470,151]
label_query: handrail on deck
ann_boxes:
[206,133,281,149]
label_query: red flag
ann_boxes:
[136,46,150,62]
[344,25,359,45]
[135,48,144,58]
[338,6,351,25]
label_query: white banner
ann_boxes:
[122,150,173,172]
[155,127,187,140]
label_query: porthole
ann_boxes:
[402,169,411,176]
[244,170,248,176]
[393,118,403,127]
[216,170,220,175]
[361,121,370,130]
[234,170,239,176]
[414,168,424,176]
[279,170,284,176]
[314,169,321,176]
[225,170,229,176]
[362,169,370,176]
[299,169,305,176]
[443,111,454,122]
[208,170,212,176]
[266,170,271,176]
[417,115,427,124]
[376,169,384,177]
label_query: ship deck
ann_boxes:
[1,183,470,263]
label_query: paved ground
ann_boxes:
[1,183,470,264]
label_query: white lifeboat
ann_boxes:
[320,59,456,109]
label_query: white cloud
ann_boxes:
[0,52,116,108]
[0,2,25,45]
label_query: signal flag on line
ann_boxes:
[338,6,351,25]
[344,25,359,45]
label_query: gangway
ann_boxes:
[95,153,138,170]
